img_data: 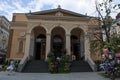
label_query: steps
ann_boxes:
[22,60,48,73]
[22,60,92,73]
[70,61,93,72]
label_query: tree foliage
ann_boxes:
[95,0,120,43]
[90,0,120,56]
[104,35,120,53]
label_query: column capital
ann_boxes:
[26,32,31,35]
[46,33,51,60]
[46,33,51,35]
[66,34,71,36]
[66,33,71,55]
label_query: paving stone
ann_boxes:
[0,72,120,80]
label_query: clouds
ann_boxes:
[0,0,119,21]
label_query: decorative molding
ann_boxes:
[6,58,22,60]
[38,22,42,26]
[20,32,25,37]
[11,22,27,27]
[66,34,71,36]
[17,38,25,53]
[55,12,63,16]
[27,15,89,21]
[11,27,26,29]
[18,38,26,41]
[26,32,31,35]
[46,33,51,35]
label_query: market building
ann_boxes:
[7,6,100,72]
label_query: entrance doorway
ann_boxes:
[72,43,81,60]
[71,35,81,60]
[70,28,84,61]
[51,27,65,59]
[52,35,63,58]
[35,34,46,60]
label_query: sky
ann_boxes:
[0,0,119,21]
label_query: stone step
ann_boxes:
[22,60,49,73]
[70,61,93,72]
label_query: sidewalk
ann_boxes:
[0,72,119,80]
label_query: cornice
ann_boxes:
[11,21,27,27]
[26,15,90,21]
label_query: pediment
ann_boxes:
[27,7,88,17]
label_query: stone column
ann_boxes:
[24,33,31,59]
[84,32,90,61]
[80,35,85,58]
[45,33,51,60]
[66,34,71,55]
[29,38,34,57]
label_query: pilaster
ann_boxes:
[45,33,51,60]
[24,33,31,58]
[66,33,71,55]
[84,32,90,60]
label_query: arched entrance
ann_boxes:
[71,28,84,60]
[35,34,46,60]
[51,27,65,58]
[32,27,46,60]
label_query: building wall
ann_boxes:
[9,29,26,59]
[110,13,120,36]
[8,9,100,60]
[12,13,28,21]
[0,16,10,56]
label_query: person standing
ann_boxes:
[6,60,15,75]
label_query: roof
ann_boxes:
[26,6,89,18]
[0,16,10,23]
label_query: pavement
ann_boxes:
[0,72,120,80]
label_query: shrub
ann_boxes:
[48,62,55,73]
[47,51,55,73]
[47,51,71,73]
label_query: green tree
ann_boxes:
[90,0,120,58]
[95,0,120,43]
[104,35,120,53]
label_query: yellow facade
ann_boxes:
[7,7,100,61]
